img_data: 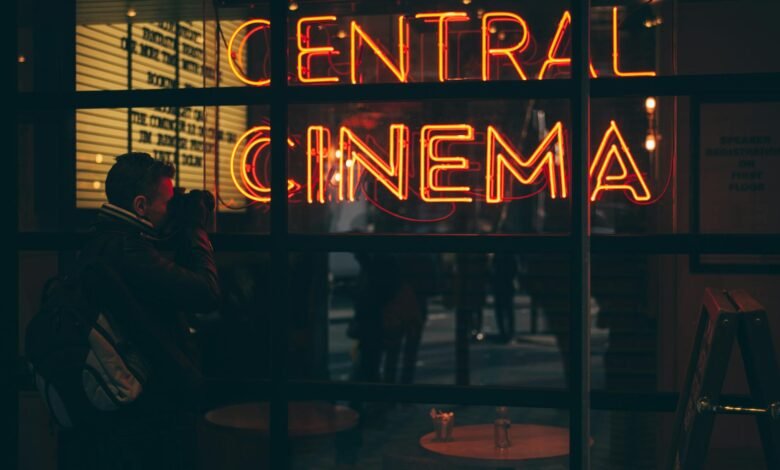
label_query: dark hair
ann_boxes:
[105,153,175,211]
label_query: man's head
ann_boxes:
[105,152,175,227]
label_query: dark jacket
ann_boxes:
[78,203,220,409]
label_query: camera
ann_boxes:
[166,189,215,230]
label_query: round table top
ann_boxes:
[204,401,359,437]
[419,424,571,466]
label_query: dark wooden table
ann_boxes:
[204,401,359,437]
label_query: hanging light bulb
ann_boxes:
[645,97,657,113]
[126,8,137,18]
[645,132,657,152]
[462,0,472,5]
[288,1,299,12]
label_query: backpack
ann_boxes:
[24,263,150,428]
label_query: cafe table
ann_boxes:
[418,424,575,468]
[204,400,359,437]
[199,401,359,470]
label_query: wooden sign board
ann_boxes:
[668,288,780,469]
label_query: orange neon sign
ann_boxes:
[419,124,475,203]
[589,120,652,202]
[486,122,568,203]
[232,6,656,85]
[230,126,299,202]
[415,12,470,82]
[306,125,329,203]
[350,16,409,84]
[611,7,656,77]
[227,19,271,87]
[231,121,660,205]
[297,16,340,84]
[339,124,410,201]
[481,12,531,81]
[537,11,599,80]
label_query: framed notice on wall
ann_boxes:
[692,97,780,273]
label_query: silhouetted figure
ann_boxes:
[492,253,518,343]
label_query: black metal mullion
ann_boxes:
[127,21,133,152]
[570,1,591,469]
[269,1,289,468]
[15,73,780,111]
[591,73,780,98]
[7,0,19,466]
[17,232,780,254]
[174,23,181,187]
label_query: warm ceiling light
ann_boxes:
[645,96,657,112]
[337,30,347,39]
[95,153,104,164]
[644,17,663,28]
[126,8,137,18]
[289,1,299,11]
[17,55,25,63]
[462,0,472,5]
[645,133,657,152]
[92,181,102,190]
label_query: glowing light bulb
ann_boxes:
[462,0,472,4]
[126,8,137,18]
[337,30,347,39]
[345,159,354,168]
[289,1,299,11]
[645,133,657,152]
[645,97,657,112]
[92,181,101,190]
[489,25,498,34]
[17,55,26,63]
[95,153,104,164]
[335,149,343,159]
[498,31,506,41]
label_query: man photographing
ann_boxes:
[60,152,220,469]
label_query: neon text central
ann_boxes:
[229,7,655,85]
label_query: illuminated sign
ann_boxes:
[223,7,661,208]
[231,121,653,205]
[228,7,654,85]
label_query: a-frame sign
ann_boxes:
[668,288,780,469]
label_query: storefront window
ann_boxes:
[13,1,780,469]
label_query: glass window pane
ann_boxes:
[75,1,267,90]
[288,251,569,389]
[288,99,571,234]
